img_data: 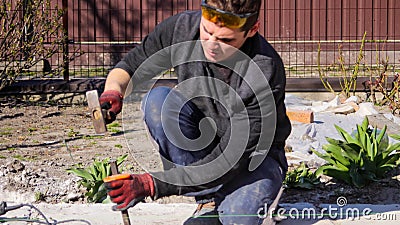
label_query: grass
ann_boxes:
[107,122,120,128]
[42,126,51,130]
[28,127,38,133]
[34,191,45,202]
[89,141,97,146]
[107,122,122,134]
[67,128,80,137]
[0,127,13,136]
[0,131,12,136]
[13,154,37,161]
[109,128,122,133]
[82,135,104,140]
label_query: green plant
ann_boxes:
[313,117,400,188]
[390,134,400,141]
[107,122,120,128]
[66,154,128,203]
[34,191,45,202]
[284,162,321,189]
[28,127,37,133]
[0,131,11,136]
[318,32,367,98]
[109,128,122,134]
[107,122,122,134]
[67,128,79,137]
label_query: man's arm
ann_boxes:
[104,68,131,97]
[98,13,183,123]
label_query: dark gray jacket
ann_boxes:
[115,11,291,199]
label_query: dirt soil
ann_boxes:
[0,95,399,207]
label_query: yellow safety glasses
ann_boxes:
[201,0,258,29]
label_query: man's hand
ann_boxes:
[103,173,155,211]
[99,90,123,124]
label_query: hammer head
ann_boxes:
[86,90,107,134]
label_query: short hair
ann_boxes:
[206,0,261,31]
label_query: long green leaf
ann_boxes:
[339,143,361,161]
[102,162,108,178]
[90,163,99,180]
[378,155,400,168]
[376,125,387,145]
[389,134,400,140]
[326,137,342,146]
[311,148,338,165]
[117,154,128,165]
[335,125,359,144]
[371,135,378,160]
[323,144,351,166]
[358,125,368,152]
[323,167,352,184]
[66,168,94,181]
[382,143,400,158]
[364,128,374,158]
[361,117,369,131]
[92,183,108,203]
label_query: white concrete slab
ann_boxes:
[2,202,399,225]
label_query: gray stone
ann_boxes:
[326,104,355,115]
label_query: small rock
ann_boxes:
[344,96,359,104]
[326,104,355,115]
[64,192,82,202]
[355,102,379,117]
[6,160,25,173]
[37,171,48,177]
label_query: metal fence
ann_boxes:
[5,0,400,80]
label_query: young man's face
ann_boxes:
[200,17,259,62]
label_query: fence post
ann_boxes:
[62,0,69,81]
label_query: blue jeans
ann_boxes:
[142,86,287,225]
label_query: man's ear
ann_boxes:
[246,20,260,38]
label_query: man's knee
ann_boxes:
[141,86,172,125]
[142,86,172,113]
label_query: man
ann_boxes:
[100,0,291,224]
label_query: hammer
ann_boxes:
[86,90,108,134]
[86,90,131,224]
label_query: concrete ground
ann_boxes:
[2,202,400,225]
